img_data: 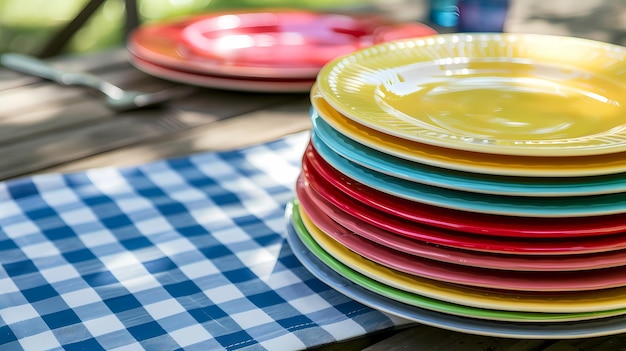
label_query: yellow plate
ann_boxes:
[311,85,626,177]
[316,33,626,157]
[298,207,626,314]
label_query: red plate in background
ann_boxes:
[129,54,314,92]
[128,9,437,79]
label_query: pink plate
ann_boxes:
[129,54,314,93]
[296,176,626,271]
[297,176,626,291]
[301,144,626,255]
[302,143,626,238]
[128,9,437,79]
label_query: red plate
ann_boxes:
[129,54,315,93]
[302,144,626,254]
[296,175,626,271]
[302,143,626,238]
[128,9,437,79]
[297,178,626,291]
[301,161,626,255]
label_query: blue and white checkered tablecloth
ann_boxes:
[0,132,404,351]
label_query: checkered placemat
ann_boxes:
[0,132,404,351]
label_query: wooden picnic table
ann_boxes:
[0,0,624,350]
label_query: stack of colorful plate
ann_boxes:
[127,9,436,92]
[285,33,626,338]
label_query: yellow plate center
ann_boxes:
[318,34,626,156]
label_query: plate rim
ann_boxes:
[298,188,626,292]
[128,9,437,79]
[129,54,314,93]
[305,138,626,218]
[296,175,626,271]
[291,201,626,322]
[302,150,626,253]
[310,84,626,178]
[285,201,626,338]
[316,33,626,157]
[311,115,626,197]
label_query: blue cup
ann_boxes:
[428,0,460,27]
[458,0,510,32]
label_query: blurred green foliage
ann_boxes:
[0,0,373,56]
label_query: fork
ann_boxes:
[0,53,195,111]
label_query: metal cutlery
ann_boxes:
[0,53,194,111]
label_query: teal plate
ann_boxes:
[311,109,626,197]
[308,132,626,218]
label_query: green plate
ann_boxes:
[290,200,626,322]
